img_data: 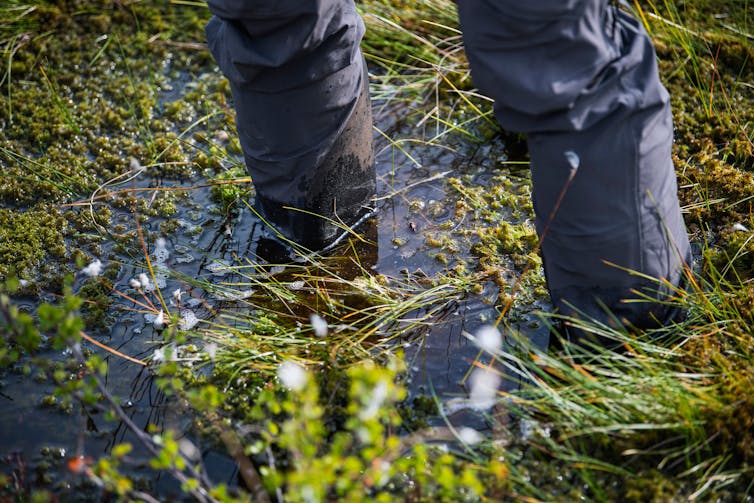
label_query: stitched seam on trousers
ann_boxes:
[631,115,644,273]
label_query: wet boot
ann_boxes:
[205,0,373,257]
[252,69,376,254]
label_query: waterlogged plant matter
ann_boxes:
[3,0,754,501]
[0,272,503,501]
[239,357,488,502]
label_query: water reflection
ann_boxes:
[0,111,550,497]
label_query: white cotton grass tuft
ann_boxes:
[129,277,142,289]
[732,222,749,233]
[178,310,199,331]
[153,310,165,330]
[138,273,152,292]
[359,380,389,421]
[474,324,502,355]
[564,150,580,172]
[458,427,484,445]
[277,361,308,391]
[310,313,328,338]
[152,347,165,363]
[468,367,501,411]
[80,259,103,277]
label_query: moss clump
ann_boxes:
[398,394,439,430]
[209,166,252,213]
[472,221,537,256]
[0,206,68,283]
[77,263,119,329]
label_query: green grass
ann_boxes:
[2,0,754,501]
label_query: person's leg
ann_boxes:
[205,0,374,252]
[457,0,691,341]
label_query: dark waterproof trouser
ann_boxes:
[205,0,691,339]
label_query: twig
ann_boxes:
[68,344,217,503]
[373,170,451,201]
[130,491,162,503]
[211,413,272,503]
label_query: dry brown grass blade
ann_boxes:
[79,330,147,366]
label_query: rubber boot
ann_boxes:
[253,68,375,254]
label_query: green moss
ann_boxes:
[209,166,252,213]
[398,394,438,430]
[0,0,228,290]
[0,206,68,283]
[77,264,119,329]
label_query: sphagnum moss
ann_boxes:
[0,1,228,291]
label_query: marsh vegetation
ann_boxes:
[1,0,753,501]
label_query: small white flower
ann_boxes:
[172,288,182,302]
[310,313,328,338]
[468,367,501,411]
[153,310,165,330]
[277,361,308,391]
[458,427,484,445]
[129,278,142,289]
[81,259,103,277]
[204,343,217,360]
[474,325,502,355]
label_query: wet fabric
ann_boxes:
[205,0,368,210]
[457,0,690,337]
[205,0,691,338]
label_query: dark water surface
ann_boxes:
[0,104,550,495]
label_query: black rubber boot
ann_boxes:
[253,69,375,254]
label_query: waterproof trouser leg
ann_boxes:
[205,0,691,338]
[205,0,375,251]
[457,0,691,339]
